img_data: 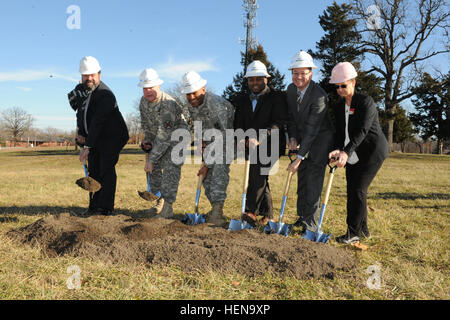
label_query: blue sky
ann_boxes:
[0,0,448,131]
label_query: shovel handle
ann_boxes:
[322,166,336,207]
[283,171,294,196]
[242,159,250,194]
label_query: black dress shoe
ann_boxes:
[335,233,361,244]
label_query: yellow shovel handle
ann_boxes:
[243,159,250,194]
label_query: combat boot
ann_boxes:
[159,201,174,218]
[147,197,164,215]
[208,202,225,226]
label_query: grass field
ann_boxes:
[0,146,448,300]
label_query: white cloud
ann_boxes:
[34,116,76,121]
[16,86,32,92]
[109,58,218,82]
[0,70,78,83]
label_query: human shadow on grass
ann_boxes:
[0,205,149,218]
[374,192,450,200]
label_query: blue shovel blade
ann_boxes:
[315,232,332,243]
[302,230,332,243]
[182,213,206,225]
[265,221,291,237]
[228,219,253,231]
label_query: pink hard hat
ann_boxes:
[329,62,358,84]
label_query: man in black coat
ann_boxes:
[285,51,335,235]
[233,60,289,225]
[68,56,129,215]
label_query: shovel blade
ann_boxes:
[265,221,291,237]
[315,232,332,243]
[228,219,253,231]
[76,177,101,193]
[182,213,206,225]
[302,230,332,243]
[138,190,160,202]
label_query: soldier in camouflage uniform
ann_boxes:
[181,71,235,226]
[138,68,188,218]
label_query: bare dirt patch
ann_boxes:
[7,213,358,279]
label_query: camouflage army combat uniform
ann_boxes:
[139,91,188,211]
[187,92,235,214]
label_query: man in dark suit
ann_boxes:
[68,56,129,215]
[285,51,335,235]
[233,60,289,225]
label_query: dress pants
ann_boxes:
[87,144,121,211]
[296,159,327,232]
[345,160,384,237]
[245,162,274,218]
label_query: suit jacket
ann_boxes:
[332,93,389,164]
[233,87,289,157]
[286,81,334,164]
[76,81,129,152]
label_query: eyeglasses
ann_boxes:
[292,71,311,78]
[335,84,348,89]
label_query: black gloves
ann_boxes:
[68,83,91,111]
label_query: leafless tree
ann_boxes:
[351,0,450,149]
[0,107,34,146]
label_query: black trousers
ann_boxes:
[296,159,327,232]
[345,160,384,237]
[87,146,121,211]
[245,162,274,218]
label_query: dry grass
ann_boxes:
[0,146,448,300]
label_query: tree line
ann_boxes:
[2,1,448,154]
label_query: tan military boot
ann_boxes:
[147,197,164,215]
[208,202,225,226]
[159,201,174,218]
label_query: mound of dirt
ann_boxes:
[7,214,358,279]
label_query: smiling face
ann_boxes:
[142,85,161,103]
[291,67,312,91]
[81,72,101,90]
[186,87,206,108]
[247,76,267,94]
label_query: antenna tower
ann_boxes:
[240,0,259,74]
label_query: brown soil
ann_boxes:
[7,213,358,279]
[75,177,101,192]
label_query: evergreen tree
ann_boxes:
[410,72,450,154]
[222,44,286,103]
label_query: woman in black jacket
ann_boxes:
[328,62,389,244]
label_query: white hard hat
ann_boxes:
[138,68,164,88]
[288,51,317,70]
[329,62,358,84]
[181,71,207,94]
[244,60,271,78]
[79,56,101,75]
